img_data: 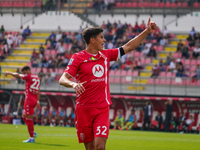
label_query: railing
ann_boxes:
[1,76,200,97]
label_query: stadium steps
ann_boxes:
[0,32,50,85]
[140,72,152,77]
[62,0,92,14]
[127,86,145,90]
[136,33,188,88]
[133,79,149,84]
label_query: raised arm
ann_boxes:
[122,18,157,54]
[5,71,24,78]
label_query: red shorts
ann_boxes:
[24,99,37,115]
[75,105,109,143]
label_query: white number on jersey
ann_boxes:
[96,126,107,135]
[30,78,40,90]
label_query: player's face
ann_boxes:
[94,32,106,51]
[22,70,27,74]
[22,70,30,74]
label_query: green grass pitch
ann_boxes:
[0,124,200,150]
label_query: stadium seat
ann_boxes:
[190,59,197,65]
[159,2,164,7]
[31,67,37,73]
[43,68,47,73]
[190,66,196,72]
[44,50,51,55]
[115,70,121,76]
[51,50,57,55]
[166,72,172,77]
[109,70,115,76]
[114,77,121,84]
[171,3,176,7]
[155,78,160,84]
[145,58,151,64]
[121,70,127,76]
[148,78,154,84]
[181,2,188,7]
[132,71,138,77]
[133,51,141,57]
[186,79,197,86]
[173,52,182,58]
[127,70,132,76]
[165,79,171,85]
[126,2,132,8]
[183,59,190,65]
[193,2,199,7]
[160,78,166,85]
[109,77,114,83]
[159,72,166,77]
[165,2,171,7]
[157,46,163,51]
[197,60,200,65]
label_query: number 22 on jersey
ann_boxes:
[30,78,40,90]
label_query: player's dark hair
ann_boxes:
[21,66,31,72]
[82,27,103,44]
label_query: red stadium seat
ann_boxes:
[165,79,171,85]
[145,58,151,64]
[148,78,154,84]
[193,2,199,8]
[109,70,115,76]
[181,2,187,7]
[114,77,121,84]
[121,70,127,76]
[190,66,196,72]
[190,59,197,65]
[171,3,176,7]
[133,51,141,57]
[127,70,133,76]
[155,78,160,84]
[186,79,197,86]
[51,50,57,55]
[132,71,138,77]
[126,2,132,8]
[183,59,190,65]
[157,46,163,51]
[166,72,172,77]
[159,2,164,7]
[44,50,51,55]
[159,72,166,77]
[160,78,166,85]
[115,70,121,76]
[109,77,114,83]
[165,2,171,7]
[31,67,37,73]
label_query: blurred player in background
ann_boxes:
[59,18,157,150]
[5,66,40,143]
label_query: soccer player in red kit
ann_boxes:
[59,18,157,150]
[5,66,40,143]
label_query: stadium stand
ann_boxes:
[1,0,200,134]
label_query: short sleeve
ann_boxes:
[104,48,120,61]
[64,54,79,78]
[21,74,29,81]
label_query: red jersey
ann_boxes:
[21,74,40,101]
[65,49,120,108]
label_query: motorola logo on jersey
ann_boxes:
[92,64,104,77]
